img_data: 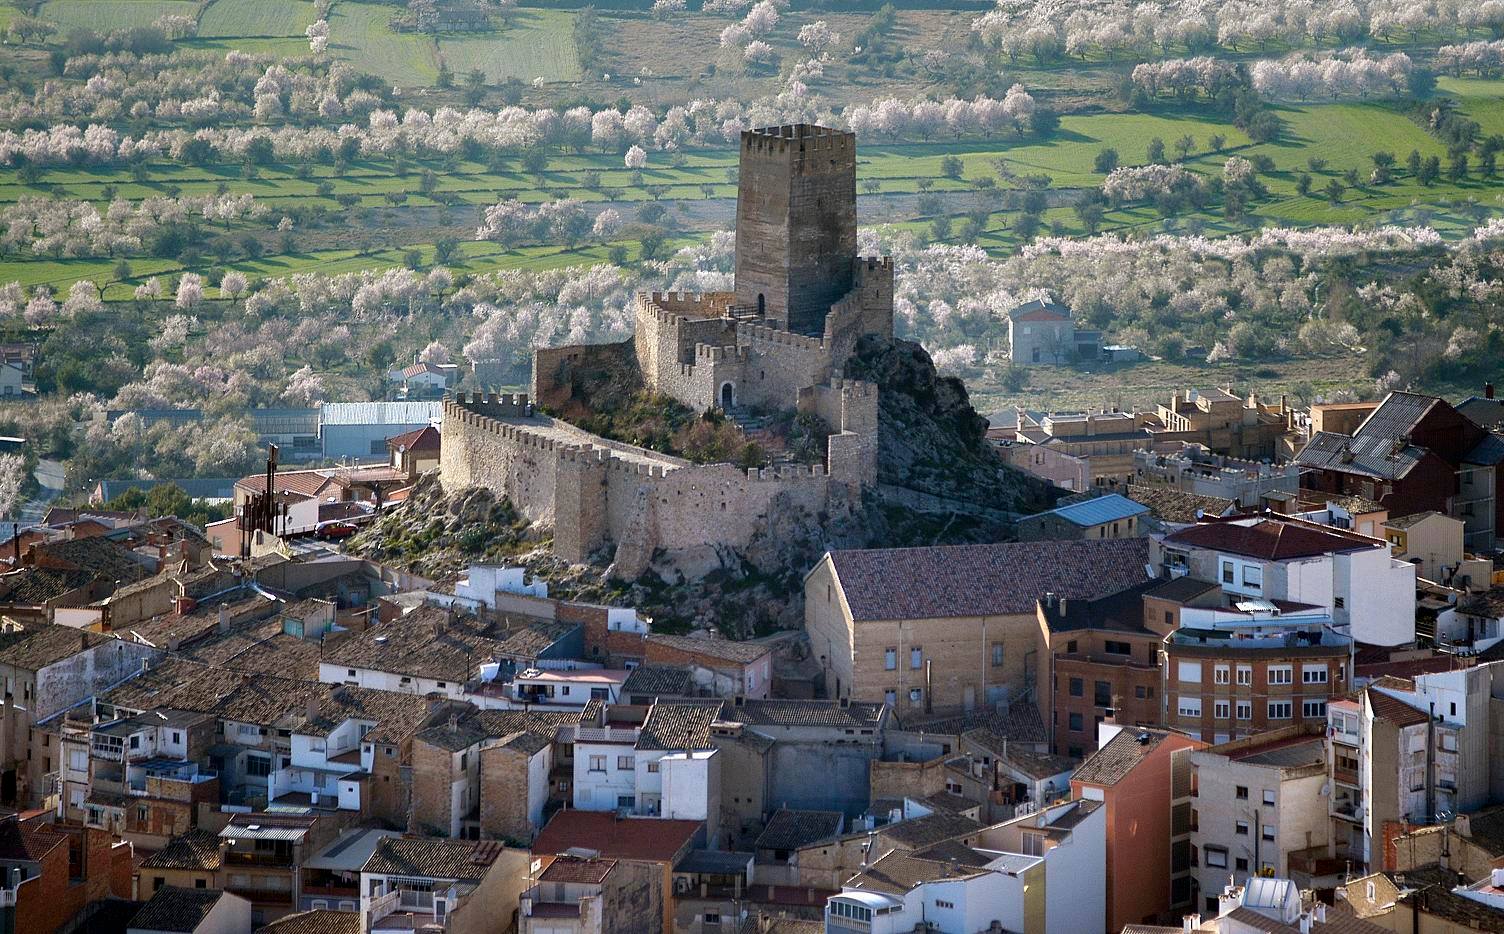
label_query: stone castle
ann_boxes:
[442,124,895,578]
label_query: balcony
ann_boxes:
[301,883,358,899]
[225,851,294,868]
[1330,799,1362,822]
[1332,767,1359,788]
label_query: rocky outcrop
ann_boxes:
[349,337,1058,634]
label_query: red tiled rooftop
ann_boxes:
[387,426,441,452]
[1164,516,1384,560]
[532,811,701,863]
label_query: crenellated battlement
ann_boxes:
[694,343,746,364]
[742,124,854,156]
[738,321,827,354]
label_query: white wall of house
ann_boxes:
[573,742,638,811]
[1334,549,1415,646]
[661,750,718,824]
[1042,802,1106,934]
[319,662,466,699]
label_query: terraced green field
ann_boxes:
[198,0,316,38]
[330,2,439,87]
[436,10,581,84]
[38,0,199,32]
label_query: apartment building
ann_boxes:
[1034,581,1168,758]
[360,836,528,934]
[519,854,660,934]
[1161,604,1352,744]
[1156,514,1417,646]
[1188,726,1329,916]
[1071,725,1204,932]
[572,701,723,838]
[1328,664,1504,870]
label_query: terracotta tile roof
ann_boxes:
[827,539,1153,621]
[726,699,885,730]
[386,426,440,452]
[645,632,773,664]
[538,855,615,885]
[1072,728,1173,786]
[0,815,66,862]
[621,666,694,698]
[1008,299,1072,322]
[756,810,844,851]
[322,607,554,682]
[1397,865,1504,931]
[233,469,340,500]
[30,536,151,584]
[362,838,502,883]
[1163,516,1383,560]
[255,909,360,934]
[129,886,231,933]
[1124,483,1237,523]
[141,828,223,871]
[1365,687,1428,727]
[845,846,992,896]
[1144,575,1222,603]
[532,810,701,863]
[894,703,1047,745]
[636,702,720,751]
[0,567,97,604]
[879,812,985,850]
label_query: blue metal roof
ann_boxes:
[1047,494,1149,527]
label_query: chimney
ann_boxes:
[175,595,196,616]
[80,632,89,652]
[1493,868,1504,888]
[1487,382,1496,400]
[305,693,320,721]
[217,603,230,634]
[1182,914,1200,933]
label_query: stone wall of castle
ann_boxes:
[440,393,858,578]
[800,378,880,491]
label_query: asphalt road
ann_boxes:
[16,458,64,525]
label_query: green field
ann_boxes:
[178,35,313,56]
[198,0,316,38]
[39,0,199,32]
[331,2,439,87]
[437,11,581,84]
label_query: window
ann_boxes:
[1235,820,1249,836]
[170,731,181,744]
[1441,732,1458,752]
[1268,666,1292,685]
[704,912,722,924]
[1214,665,1230,685]
[884,690,896,708]
[1236,785,1248,799]
[1135,685,1147,699]
[1235,858,1249,872]
[1165,610,1174,626]
[1069,678,1083,697]
[1268,701,1293,720]
[1205,847,1228,869]
[1069,713,1084,733]
[647,762,660,773]
[1263,789,1276,806]
[137,805,148,822]
[588,755,606,773]
[991,642,1004,667]
[1242,565,1262,589]
[1094,681,1112,707]
[617,756,634,770]
[1105,641,1131,656]
[1066,640,1078,654]
[1214,700,1231,719]
[1237,666,1252,686]
[245,755,271,778]
[617,795,635,809]
[884,647,897,671]
[1222,561,1235,584]
[910,647,923,670]
[908,688,922,704]
[1303,700,1327,719]
[1302,665,1328,684]
[1263,825,1276,841]
[1178,661,1202,683]
[1177,697,1202,718]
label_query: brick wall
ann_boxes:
[410,738,457,837]
[478,745,532,842]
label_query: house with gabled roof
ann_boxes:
[360,836,527,934]
[805,538,1155,715]
[1006,300,1099,365]
[1294,391,1504,552]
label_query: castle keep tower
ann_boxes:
[734,124,858,337]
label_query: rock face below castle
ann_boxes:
[441,124,895,580]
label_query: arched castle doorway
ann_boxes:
[720,382,735,410]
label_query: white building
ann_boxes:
[1157,516,1417,646]
[825,798,1106,934]
[572,702,723,839]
